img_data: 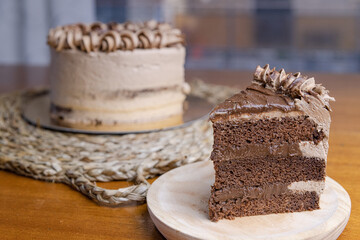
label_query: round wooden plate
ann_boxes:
[147,161,351,240]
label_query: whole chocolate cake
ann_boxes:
[208,64,335,221]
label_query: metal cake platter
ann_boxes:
[21,91,213,135]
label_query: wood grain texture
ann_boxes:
[0,66,359,239]
[147,161,351,240]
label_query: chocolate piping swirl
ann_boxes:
[253,64,335,111]
[47,20,184,53]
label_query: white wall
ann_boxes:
[0,0,95,66]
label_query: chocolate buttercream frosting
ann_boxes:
[210,64,335,120]
[47,20,184,52]
[253,64,335,111]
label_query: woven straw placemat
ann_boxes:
[0,81,237,206]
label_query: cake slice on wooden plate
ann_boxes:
[208,64,335,221]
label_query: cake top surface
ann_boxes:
[47,20,184,53]
[210,64,335,121]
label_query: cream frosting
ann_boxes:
[50,47,185,92]
[49,23,187,130]
[49,47,187,112]
[52,101,183,126]
[47,20,184,53]
[288,180,325,195]
[225,109,303,120]
[298,141,327,160]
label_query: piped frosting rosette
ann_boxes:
[253,64,335,111]
[47,20,184,52]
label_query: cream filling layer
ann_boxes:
[52,101,183,125]
[52,89,185,112]
[211,109,303,122]
[288,180,325,195]
[299,141,326,160]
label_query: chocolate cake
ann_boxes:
[208,64,335,221]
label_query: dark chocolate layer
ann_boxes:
[209,191,319,221]
[213,156,326,188]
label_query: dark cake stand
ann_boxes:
[147,161,351,240]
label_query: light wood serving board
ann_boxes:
[147,161,351,240]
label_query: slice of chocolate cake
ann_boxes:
[208,64,335,221]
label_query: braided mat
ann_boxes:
[0,81,237,206]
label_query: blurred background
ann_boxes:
[1,0,360,73]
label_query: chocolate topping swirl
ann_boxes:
[47,20,184,53]
[253,64,335,111]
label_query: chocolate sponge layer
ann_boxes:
[209,191,319,221]
[213,156,326,188]
[212,116,325,147]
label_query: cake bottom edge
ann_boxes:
[51,114,184,131]
[208,191,320,222]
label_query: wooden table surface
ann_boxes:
[0,66,359,239]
